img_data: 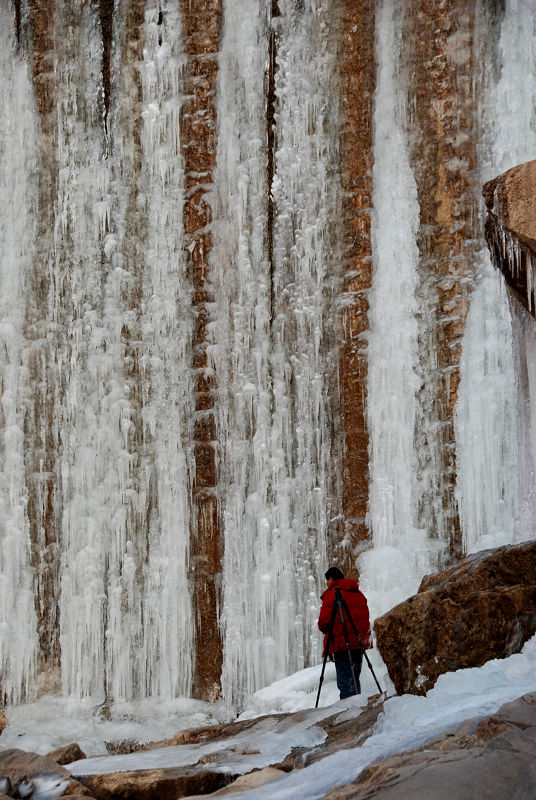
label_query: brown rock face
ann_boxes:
[484,159,536,318]
[324,692,536,800]
[374,540,536,695]
[403,0,479,560]
[47,743,87,766]
[180,0,223,702]
[338,0,375,556]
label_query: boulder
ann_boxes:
[323,692,536,799]
[374,540,536,694]
[76,767,233,800]
[0,749,92,797]
[0,713,7,735]
[483,159,536,317]
[47,744,87,766]
[483,159,536,249]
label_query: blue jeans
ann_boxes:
[334,649,362,699]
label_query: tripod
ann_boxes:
[315,588,382,707]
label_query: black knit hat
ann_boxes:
[325,566,344,581]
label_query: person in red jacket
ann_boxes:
[317,566,372,699]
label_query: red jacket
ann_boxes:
[318,578,372,656]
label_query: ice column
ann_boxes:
[455,0,536,552]
[210,0,272,706]
[360,0,439,619]
[215,0,341,705]
[269,0,341,686]
[511,301,536,536]
[57,2,124,699]
[455,265,518,552]
[0,9,38,703]
[136,4,193,699]
[59,2,194,701]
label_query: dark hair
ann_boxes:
[325,566,344,581]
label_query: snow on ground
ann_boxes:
[1,635,536,800]
[0,696,229,757]
[232,634,536,800]
[67,697,368,777]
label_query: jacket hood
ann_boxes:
[321,577,360,598]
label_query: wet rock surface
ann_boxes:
[374,540,536,695]
[322,692,536,800]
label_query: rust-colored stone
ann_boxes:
[404,0,479,560]
[484,159,536,319]
[375,540,536,695]
[47,743,87,766]
[180,0,223,701]
[484,160,536,248]
[338,0,376,561]
[79,768,229,800]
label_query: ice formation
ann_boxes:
[0,0,535,711]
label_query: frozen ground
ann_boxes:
[0,651,388,758]
[1,636,535,800]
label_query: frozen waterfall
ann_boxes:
[0,0,534,709]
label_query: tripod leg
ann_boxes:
[315,649,331,708]
[315,598,337,707]
[339,595,383,694]
[335,594,360,696]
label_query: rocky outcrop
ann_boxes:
[323,692,536,800]
[374,540,536,695]
[403,0,480,560]
[484,159,536,318]
[180,0,223,703]
[0,713,7,735]
[338,0,375,554]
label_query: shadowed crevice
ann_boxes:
[99,0,114,129]
[267,1,279,325]
[14,0,22,48]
